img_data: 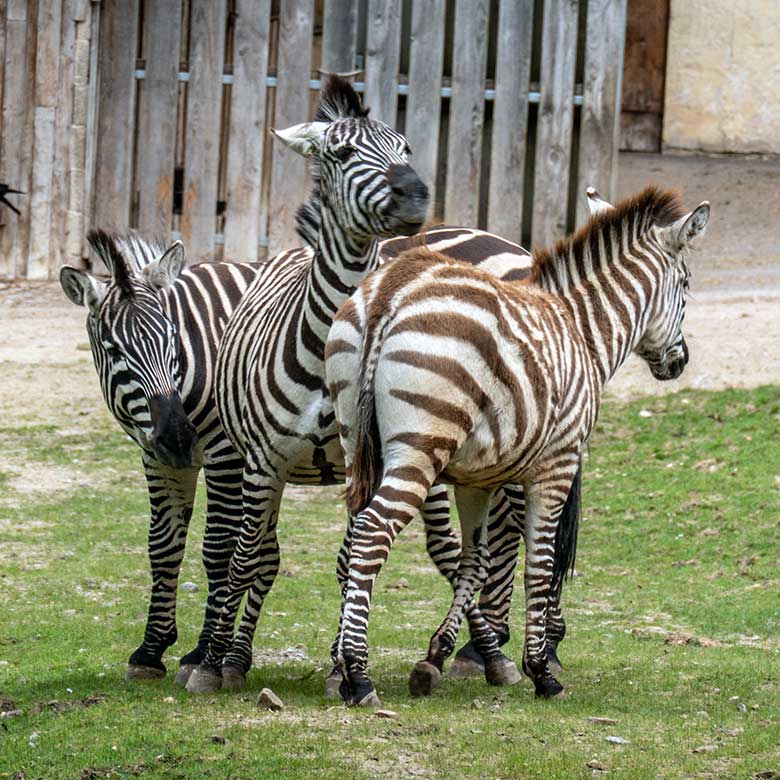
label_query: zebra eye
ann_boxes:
[103,342,121,357]
[403,144,412,157]
[333,145,356,163]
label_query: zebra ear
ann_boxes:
[143,241,186,290]
[586,186,614,216]
[670,202,710,251]
[60,266,106,315]
[270,121,329,158]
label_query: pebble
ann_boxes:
[587,760,608,771]
[692,745,717,754]
[605,736,630,745]
[181,582,198,593]
[737,703,747,713]
[374,709,397,719]
[257,688,284,711]
[162,696,175,704]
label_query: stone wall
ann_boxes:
[663,0,780,155]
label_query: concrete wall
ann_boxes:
[663,0,780,155]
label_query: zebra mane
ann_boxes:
[531,186,686,283]
[87,229,167,298]
[295,76,370,248]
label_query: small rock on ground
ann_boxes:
[587,760,608,771]
[181,581,198,592]
[257,688,284,711]
[605,736,630,745]
[374,709,397,719]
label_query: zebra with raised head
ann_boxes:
[325,186,710,705]
[186,75,535,695]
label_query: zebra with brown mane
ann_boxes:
[325,186,710,705]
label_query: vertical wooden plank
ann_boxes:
[322,0,356,73]
[577,0,627,226]
[267,0,313,257]
[444,0,488,227]
[65,3,93,268]
[136,0,182,238]
[93,0,139,264]
[487,0,533,243]
[50,0,81,275]
[405,0,445,196]
[28,0,62,279]
[620,0,667,152]
[223,0,270,263]
[82,0,100,261]
[532,0,578,248]
[0,0,6,147]
[363,0,400,126]
[1,1,37,278]
[181,0,226,262]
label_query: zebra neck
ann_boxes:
[536,239,657,388]
[303,208,380,345]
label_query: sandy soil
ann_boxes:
[1,151,778,435]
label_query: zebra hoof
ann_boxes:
[185,665,223,694]
[484,656,522,687]
[174,664,196,687]
[222,666,247,690]
[354,689,382,707]
[448,643,485,679]
[324,666,343,700]
[409,661,442,698]
[126,664,166,681]
[533,676,564,700]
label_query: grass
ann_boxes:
[1,387,779,779]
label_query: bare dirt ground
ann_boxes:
[0,151,778,435]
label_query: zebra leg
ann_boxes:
[325,514,355,699]
[410,486,501,696]
[186,455,286,694]
[175,460,244,686]
[450,487,522,677]
[128,459,199,681]
[420,485,520,687]
[222,527,281,687]
[521,464,579,699]
[336,469,434,707]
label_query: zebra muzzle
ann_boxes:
[148,394,198,468]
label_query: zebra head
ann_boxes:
[60,230,198,468]
[273,75,429,249]
[635,200,710,380]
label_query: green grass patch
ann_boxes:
[0,387,779,779]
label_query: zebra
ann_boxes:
[60,230,263,683]
[325,186,710,705]
[59,223,537,686]
[185,75,542,695]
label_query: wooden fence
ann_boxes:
[0,0,627,279]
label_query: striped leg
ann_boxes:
[521,462,579,698]
[174,461,243,685]
[418,485,520,688]
[336,464,436,707]
[186,453,285,694]
[410,486,495,697]
[128,460,198,680]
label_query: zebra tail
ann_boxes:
[345,330,386,517]
[550,460,582,598]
